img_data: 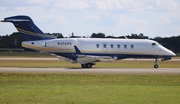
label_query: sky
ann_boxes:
[0,0,180,38]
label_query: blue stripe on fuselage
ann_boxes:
[52,52,172,60]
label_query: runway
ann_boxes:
[0,58,179,74]
[0,57,180,61]
[0,68,180,74]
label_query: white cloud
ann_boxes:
[27,0,51,6]
[93,0,122,10]
[158,16,171,25]
[0,6,6,10]
[156,0,179,10]
[174,26,180,34]
[55,0,89,10]
[55,15,68,25]
[118,14,149,27]
[0,0,180,37]
[92,0,144,12]
[84,14,100,21]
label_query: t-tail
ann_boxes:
[1,15,56,41]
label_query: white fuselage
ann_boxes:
[22,38,175,57]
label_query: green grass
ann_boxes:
[0,73,180,104]
[0,52,180,58]
[0,52,179,103]
[0,52,53,57]
[0,60,180,68]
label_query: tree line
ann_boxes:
[0,32,179,53]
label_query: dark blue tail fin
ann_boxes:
[1,15,56,41]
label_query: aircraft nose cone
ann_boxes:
[172,52,176,56]
[169,50,176,56]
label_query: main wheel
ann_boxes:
[86,63,92,68]
[154,64,159,68]
[81,64,87,68]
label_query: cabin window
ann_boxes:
[96,44,99,48]
[31,42,34,45]
[131,45,134,49]
[124,45,127,49]
[117,44,120,48]
[111,44,113,48]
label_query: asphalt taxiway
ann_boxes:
[0,58,179,74]
[0,58,180,61]
[0,68,179,74]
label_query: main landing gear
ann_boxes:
[154,58,159,68]
[81,63,94,68]
[81,59,160,68]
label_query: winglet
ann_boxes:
[74,45,82,54]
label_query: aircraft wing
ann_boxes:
[76,55,99,64]
[74,46,115,64]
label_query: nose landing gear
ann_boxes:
[154,58,159,68]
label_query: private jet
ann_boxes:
[1,15,176,68]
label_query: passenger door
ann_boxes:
[152,42,159,54]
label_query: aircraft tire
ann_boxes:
[81,64,87,68]
[154,64,159,68]
[86,63,92,68]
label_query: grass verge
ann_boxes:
[0,73,180,104]
[0,52,53,57]
[0,52,180,58]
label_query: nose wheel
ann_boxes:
[154,58,159,68]
[154,64,159,68]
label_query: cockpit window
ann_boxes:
[152,42,159,46]
[152,43,156,46]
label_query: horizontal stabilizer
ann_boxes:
[1,19,30,22]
